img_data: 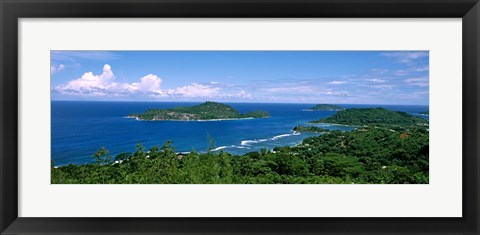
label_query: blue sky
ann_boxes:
[51,51,429,105]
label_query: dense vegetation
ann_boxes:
[312,108,428,129]
[293,125,330,133]
[307,104,344,111]
[129,101,270,121]
[52,128,428,184]
[52,107,429,184]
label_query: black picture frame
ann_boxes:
[1,0,479,234]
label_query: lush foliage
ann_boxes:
[52,127,428,184]
[242,110,271,118]
[308,104,344,111]
[130,101,270,121]
[311,108,428,128]
[293,125,330,133]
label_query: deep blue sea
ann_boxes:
[51,101,429,166]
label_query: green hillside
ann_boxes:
[311,107,428,128]
[129,101,270,121]
[293,125,330,133]
[308,104,344,111]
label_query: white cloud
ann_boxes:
[327,80,347,85]
[359,84,394,90]
[261,86,315,93]
[125,74,165,97]
[51,51,119,62]
[169,83,220,98]
[164,83,253,99]
[323,91,350,96]
[405,77,429,87]
[370,68,389,74]
[235,90,253,99]
[55,64,114,95]
[380,51,429,63]
[412,65,429,72]
[394,65,429,76]
[394,70,409,76]
[54,64,165,97]
[397,90,429,100]
[365,78,385,83]
[51,64,65,74]
[54,65,257,101]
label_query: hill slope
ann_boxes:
[311,107,428,127]
[307,104,344,111]
[129,101,270,121]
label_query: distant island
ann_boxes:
[293,125,330,133]
[304,104,344,111]
[128,101,270,121]
[311,107,429,128]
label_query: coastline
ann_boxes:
[302,109,344,111]
[124,115,269,122]
[53,130,312,167]
[308,122,360,128]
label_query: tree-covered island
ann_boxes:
[311,107,428,129]
[128,101,270,121]
[293,125,330,133]
[305,104,344,111]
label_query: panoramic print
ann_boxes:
[51,51,429,184]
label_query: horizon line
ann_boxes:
[50,99,429,106]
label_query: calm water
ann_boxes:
[51,101,428,165]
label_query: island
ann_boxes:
[128,101,270,121]
[293,125,330,133]
[310,107,429,128]
[304,104,344,111]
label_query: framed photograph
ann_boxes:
[49,50,431,186]
[1,0,479,234]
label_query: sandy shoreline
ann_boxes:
[124,116,269,122]
[308,122,359,128]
